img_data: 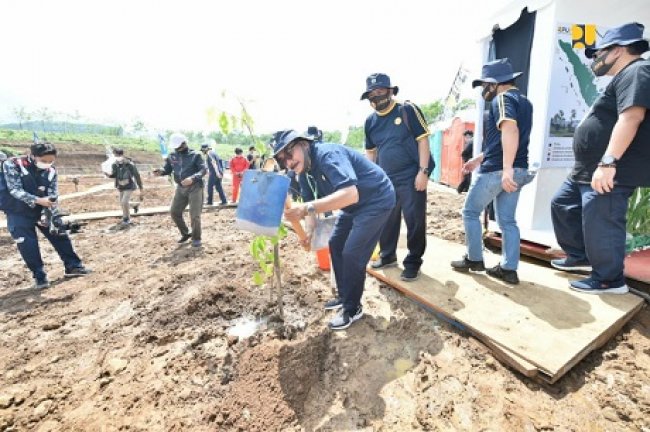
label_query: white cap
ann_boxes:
[169,133,188,150]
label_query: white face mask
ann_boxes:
[36,161,53,170]
[115,156,124,162]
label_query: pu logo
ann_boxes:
[571,24,597,49]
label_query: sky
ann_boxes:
[0,0,508,135]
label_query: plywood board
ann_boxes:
[368,236,644,383]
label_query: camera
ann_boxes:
[39,196,85,236]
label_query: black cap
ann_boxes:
[31,142,57,157]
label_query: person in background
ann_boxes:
[450,58,534,285]
[457,130,474,194]
[551,22,650,295]
[307,125,323,142]
[0,142,91,289]
[362,73,432,282]
[201,140,228,206]
[107,148,143,225]
[276,130,395,331]
[229,147,249,203]
[153,133,206,248]
[247,145,260,170]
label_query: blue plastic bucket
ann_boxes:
[234,170,290,236]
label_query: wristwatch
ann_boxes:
[598,155,618,168]
[419,166,430,175]
[306,203,316,215]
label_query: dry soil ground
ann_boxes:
[0,177,648,432]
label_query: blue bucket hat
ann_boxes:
[271,129,313,158]
[360,73,399,100]
[471,58,523,88]
[585,22,649,59]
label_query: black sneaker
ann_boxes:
[370,256,397,269]
[64,266,92,278]
[328,306,363,331]
[324,297,343,310]
[451,255,486,272]
[33,278,50,289]
[486,264,519,284]
[178,233,192,243]
[400,268,420,281]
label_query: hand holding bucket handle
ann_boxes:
[284,196,310,251]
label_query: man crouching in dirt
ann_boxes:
[153,133,206,248]
[276,130,395,330]
[0,143,91,289]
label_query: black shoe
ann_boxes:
[64,266,92,278]
[450,255,486,272]
[486,264,519,284]
[328,306,363,331]
[33,278,50,289]
[178,233,192,243]
[400,268,420,281]
[324,297,343,311]
[370,256,397,269]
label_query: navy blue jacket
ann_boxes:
[161,150,206,186]
[1,156,56,218]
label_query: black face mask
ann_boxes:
[590,49,614,77]
[369,94,392,111]
[176,145,189,154]
[481,84,498,102]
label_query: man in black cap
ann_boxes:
[362,73,433,282]
[107,147,143,225]
[275,129,395,331]
[201,140,227,206]
[551,22,650,295]
[0,142,91,289]
[450,58,534,285]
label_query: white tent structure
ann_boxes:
[473,0,650,247]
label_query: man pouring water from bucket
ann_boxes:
[275,129,395,331]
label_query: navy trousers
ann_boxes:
[551,178,634,286]
[206,174,227,205]
[378,181,427,271]
[329,206,391,313]
[6,212,82,281]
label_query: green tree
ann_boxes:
[345,126,365,148]
[420,100,444,123]
[323,130,342,143]
[12,106,31,130]
[454,98,476,113]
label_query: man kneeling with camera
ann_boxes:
[0,142,91,289]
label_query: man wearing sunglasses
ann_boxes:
[551,22,650,295]
[276,129,395,331]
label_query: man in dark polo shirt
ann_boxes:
[450,58,534,285]
[276,130,395,331]
[551,22,650,295]
[362,73,432,282]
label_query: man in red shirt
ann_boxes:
[229,147,249,203]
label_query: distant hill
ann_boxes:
[0,121,123,136]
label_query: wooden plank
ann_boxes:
[0,204,237,229]
[368,235,644,382]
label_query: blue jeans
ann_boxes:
[329,206,392,313]
[6,212,82,281]
[463,168,529,270]
[551,178,634,286]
